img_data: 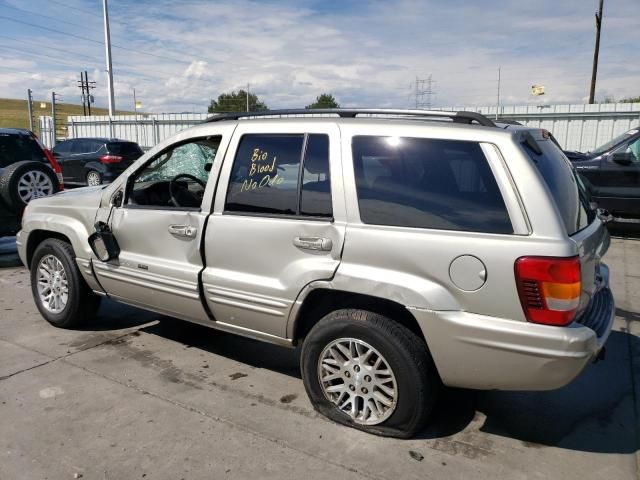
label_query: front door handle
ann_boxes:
[293,236,332,251]
[168,224,197,238]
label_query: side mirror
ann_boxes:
[88,222,120,262]
[204,163,212,172]
[612,151,633,164]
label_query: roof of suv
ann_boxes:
[204,108,498,127]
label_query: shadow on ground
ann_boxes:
[129,312,638,455]
[65,290,636,456]
[141,317,302,379]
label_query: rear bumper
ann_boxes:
[410,284,614,391]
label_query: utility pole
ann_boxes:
[246,83,250,112]
[26,89,34,131]
[102,0,116,115]
[78,72,87,116]
[133,88,139,143]
[496,67,501,120]
[51,91,60,147]
[589,0,604,104]
[86,70,96,115]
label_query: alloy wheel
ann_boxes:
[36,254,69,314]
[318,337,398,425]
[17,170,53,203]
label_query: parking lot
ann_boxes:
[0,234,638,480]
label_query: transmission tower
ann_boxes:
[413,75,435,109]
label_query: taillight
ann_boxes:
[44,148,64,190]
[514,256,581,326]
[100,155,123,164]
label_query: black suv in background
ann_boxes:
[52,138,143,186]
[565,126,640,218]
[0,128,63,237]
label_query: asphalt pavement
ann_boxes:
[0,236,639,479]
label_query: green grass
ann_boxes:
[0,98,136,134]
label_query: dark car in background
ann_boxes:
[0,128,63,237]
[52,138,143,186]
[565,126,640,219]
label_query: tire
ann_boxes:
[30,238,101,328]
[86,170,102,187]
[0,161,59,212]
[301,309,439,438]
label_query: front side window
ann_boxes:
[225,133,332,217]
[128,136,220,209]
[352,136,512,233]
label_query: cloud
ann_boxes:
[0,0,638,113]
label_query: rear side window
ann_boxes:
[225,134,332,217]
[522,136,593,235]
[352,136,512,233]
[108,142,143,156]
[0,133,46,167]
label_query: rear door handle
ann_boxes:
[168,224,197,238]
[293,236,332,251]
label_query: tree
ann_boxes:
[620,95,640,104]
[208,89,268,113]
[305,93,340,109]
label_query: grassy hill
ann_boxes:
[0,98,136,134]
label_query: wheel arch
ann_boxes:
[289,287,427,347]
[25,229,73,268]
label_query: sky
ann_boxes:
[0,0,639,113]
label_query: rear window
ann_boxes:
[0,133,46,167]
[352,136,512,233]
[107,142,143,156]
[522,136,594,235]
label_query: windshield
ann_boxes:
[590,128,639,155]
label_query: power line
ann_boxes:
[48,0,102,17]
[0,1,89,30]
[0,15,192,64]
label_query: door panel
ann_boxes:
[202,215,343,337]
[594,138,640,214]
[94,207,209,321]
[203,123,345,339]
[91,128,235,321]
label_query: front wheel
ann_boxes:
[30,239,101,328]
[301,309,440,438]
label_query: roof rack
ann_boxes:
[203,108,497,127]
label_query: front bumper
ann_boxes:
[410,282,614,391]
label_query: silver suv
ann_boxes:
[17,109,614,438]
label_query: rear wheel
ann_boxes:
[86,170,102,186]
[301,309,439,438]
[30,239,101,328]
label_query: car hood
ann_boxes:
[24,185,104,221]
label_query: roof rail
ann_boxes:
[203,108,497,127]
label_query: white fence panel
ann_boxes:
[67,103,640,152]
[443,102,640,151]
